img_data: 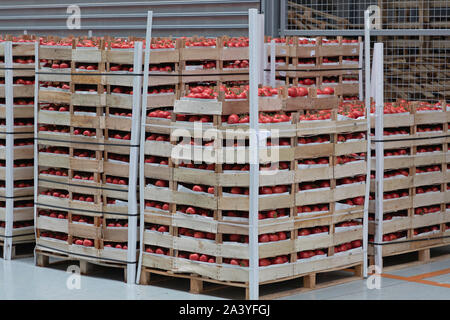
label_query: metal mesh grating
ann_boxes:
[283,0,450,103]
[384,35,449,102]
[286,0,450,30]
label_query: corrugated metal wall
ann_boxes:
[0,0,261,37]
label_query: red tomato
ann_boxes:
[260,187,273,194]
[267,210,278,219]
[230,187,242,194]
[186,207,196,214]
[269,234,279,242]
[324,87,335,97]
[273,256,285,264]
[189,253,199,261]
[353,197,364,205]
[194,231,205,239]
[272,186,285,194]
[83,239,93,247]
[192,185,204,192]
[227,114,239,124]
[277,232,287,240]
[297,87,308,97]
[259,234,270,243]
[155,180,167,188]
[238,115,249,123]
[155,248,165,255]
[259,258,271,266]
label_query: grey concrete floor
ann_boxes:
[0,247,449,300]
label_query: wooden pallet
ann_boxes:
[382,1,426,29]
[382,32,448,102]
[35,247,130,282]
[369,244,450,272]
[0,239,34,259]
[287,1,449,30]
[139,261,363,299]
[287,2,350,30]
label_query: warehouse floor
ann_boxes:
[0,246,449,300]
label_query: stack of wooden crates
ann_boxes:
[139,36,366,298]
[268,36,361,101]
[0,38,35,259]
[35,38,142,280]
[369,101,450,263]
